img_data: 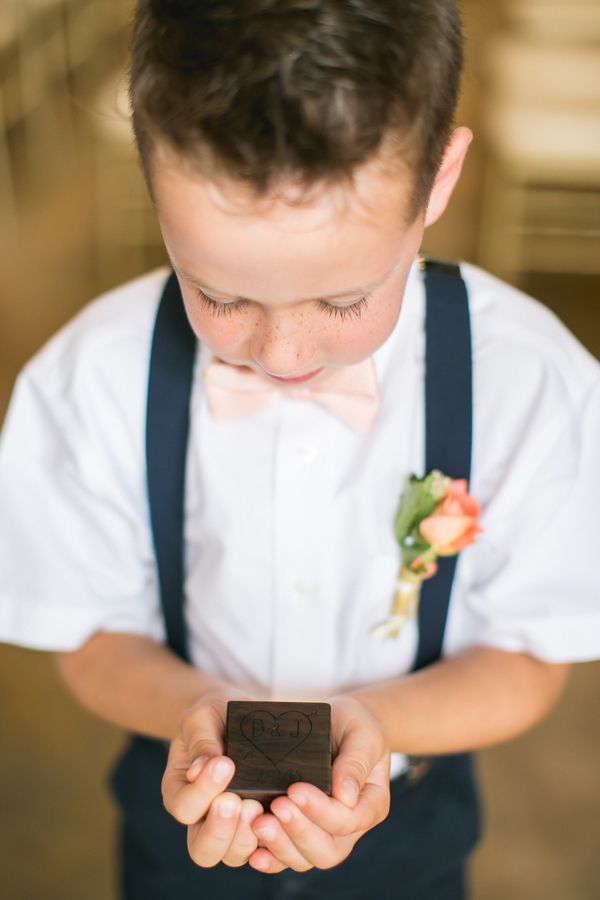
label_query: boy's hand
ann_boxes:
[161,686,265,868]
[247,695,391,873]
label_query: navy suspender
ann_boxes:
[415,259,472,670]
[146,272,195,663]
[145,259,473,670]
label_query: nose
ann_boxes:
[250,313,317,377]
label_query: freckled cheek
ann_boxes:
[184,305,252,356]
[322,304,400,364]
[202,318,247,350]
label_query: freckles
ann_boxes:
[195,318,243,355]
[328,304,396,361]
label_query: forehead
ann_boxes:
[151,147,420,303]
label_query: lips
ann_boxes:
[268,368,323,384]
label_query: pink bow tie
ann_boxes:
[204,358,379,431]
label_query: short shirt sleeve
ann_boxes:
[446,290,600,664]
[0,291,166,652]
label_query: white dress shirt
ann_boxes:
[1,261,599,777]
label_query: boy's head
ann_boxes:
[129,1,471,381]
[131,0,464,217]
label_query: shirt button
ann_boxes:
[297,444,318,464]
[292,579,314,599]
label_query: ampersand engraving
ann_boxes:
[240,709,313,765]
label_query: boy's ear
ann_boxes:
[424,127,473,228]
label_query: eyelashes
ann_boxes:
[196,291,243,317]
[321,296,370,320]
[195,289,370,321]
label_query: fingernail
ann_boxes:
[288,790,306,808]
[343,777,359,805]
[216,796,238,818]
[187,756,208,775]
[273,806,292,823]
[241,804,259,824]
[256,825,277,841]
[211,758,233,783]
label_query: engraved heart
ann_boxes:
[240,709,313,766]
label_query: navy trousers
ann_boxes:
[112,738,480,900]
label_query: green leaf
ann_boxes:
[400,529,431,569]
[394,472,442,543]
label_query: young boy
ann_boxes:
[1,1,599,898]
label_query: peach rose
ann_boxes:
[418,479,482,556]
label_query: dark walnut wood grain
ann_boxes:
[225,700,332,808]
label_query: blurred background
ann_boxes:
[1,0,599,897]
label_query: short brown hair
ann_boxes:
[130,0,464,216]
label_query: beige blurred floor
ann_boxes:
[1,2,600,897]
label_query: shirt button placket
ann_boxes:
[272,409,324,695]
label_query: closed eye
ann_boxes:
[196,290,246,317]
[196,289,370,320]
[318,296,370,320]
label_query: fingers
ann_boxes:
[329,700,388,808]
[250,760,390,873]
[184,788,265,869]
[249,811,314,873]
[281,767,389,839]
[252,801,363,871]
[163,696,234,826]
[187,792,242,868]
[162,744,235,825]
[249,849,288,875]
[163,690,273,870]
[244,697,391,872]
[221,800,264,868]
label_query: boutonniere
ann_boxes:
[372,470,483,639]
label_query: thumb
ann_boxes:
[181,705,228,779]
[161,703,232,825]
[187,733,226,774]
[331,722,386,809]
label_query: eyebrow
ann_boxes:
[178,266,396,303]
